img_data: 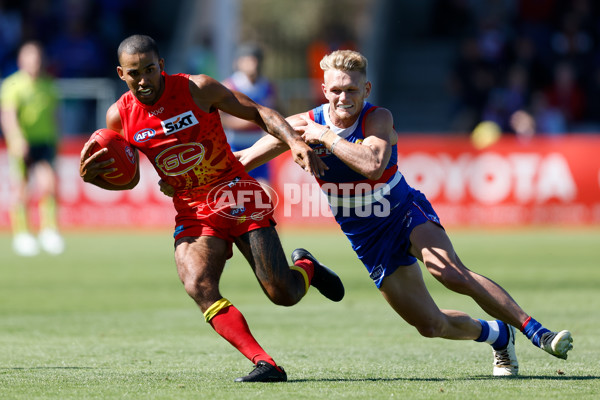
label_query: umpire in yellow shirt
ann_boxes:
[0,41,64,256]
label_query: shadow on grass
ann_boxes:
[1,366,96,370]
[2,368,598,383]
[288,375,600,383]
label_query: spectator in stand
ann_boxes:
[481,64,530,133]
[46,18,107,135]
[514,0,557,68]
[507,35,552,93]
[543,60,585,130]
[527,90,567,135]
[47,18,106,78]
[0,0,22,77]
[221,44,279,182]
[447,36,495,131]
[583,62,600,127]
[550,4,595,76]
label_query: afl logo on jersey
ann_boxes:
[312,144,331,158]
[133,128,156,143]
[155,142,205,176]
[161,111,199,136]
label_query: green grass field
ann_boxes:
[1,227,599,399]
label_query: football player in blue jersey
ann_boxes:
[221,44,279,183]
[233,49,573,376]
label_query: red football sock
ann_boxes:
[290,259,315,295]
[209,304,277,367]
[293,259,315,282]
[520,316,532,332]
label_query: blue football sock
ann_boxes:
[521,317,550,348]
[475,319,509,350]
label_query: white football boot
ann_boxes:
[540,330,573,360]
[39,229,65,255]
[13,232,40,257]
[493,324,518,376]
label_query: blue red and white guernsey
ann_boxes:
[222,71,276,181]
[309,102,443,288]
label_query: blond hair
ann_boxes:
[320,50,368,76]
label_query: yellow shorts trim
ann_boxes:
[290,265,309,294]
[203,298,233,322]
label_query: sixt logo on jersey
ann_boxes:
[161,111,199,136]
[133,128,156,143]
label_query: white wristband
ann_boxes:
[330,136,341,154]
[319,126,329,142]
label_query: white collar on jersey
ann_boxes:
[322,102,365,139]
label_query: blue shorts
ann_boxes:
[341,191,442,288]
[247,163,269,181]
[228,136,270,182]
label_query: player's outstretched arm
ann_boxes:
[234,134,289,172]
[292,109,395,180]
[189,74,326,177]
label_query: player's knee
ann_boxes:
[182,272,213,300]
[271,295,297,307]
[264,282,301,307]
[182,278,202,299]
[268,290,300,307]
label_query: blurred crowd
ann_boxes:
[0,0,176,135]
[0,0,154,79]
[3,0,600,136]
[437,0,600,135]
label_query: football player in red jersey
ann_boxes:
[79,35,344,382]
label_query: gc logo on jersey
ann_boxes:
[161,111,199,135]
[133,128,156,143]
[155,142,205,176]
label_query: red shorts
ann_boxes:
[172,175,276,255]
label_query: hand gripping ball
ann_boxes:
[88,129,137,185]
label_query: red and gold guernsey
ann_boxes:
[117,72,273,244]
[117,72,246,194]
